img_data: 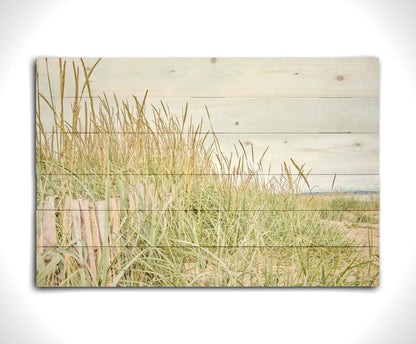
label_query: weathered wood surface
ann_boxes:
[79,199,97,277]
[38,97,379,133]
[147,97,379,133]
[37,57,379,98]
[219,133,379,174]
[89,202,102,263]
[289,174,379,192]
[37,132,378,175]
[37,197,124,281]
[36,57,379,191]
[40,174,379,194]
[37,197,56,253]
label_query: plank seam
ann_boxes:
[37,209,380,212]
[37,245,379,248]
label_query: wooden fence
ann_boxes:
[37,196,121,279]
[37,184,174,281]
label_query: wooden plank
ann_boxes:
[42,174,379,195]
[254,174,379,193]
[70,200,82,243]
[38,196,56,253]
[216,133,379,174]
[147,97,379,133]
[37,97,379,133]
[38,133,379,189]
[37,57,379,98]
[94,200,112,283]
[61,196,72,245]
[79,199,97,278]
[89,202,102,263]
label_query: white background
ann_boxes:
[0,0,415,343]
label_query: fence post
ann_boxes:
[38,196,56,254]
[89,202,102,263]
[79,199,97,279]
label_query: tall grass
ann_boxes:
[36,58,379,287]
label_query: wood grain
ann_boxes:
[37,57,379,98]
[40,173,379,194]
[89,202,102,263]
[217,133,378,174]
[38,97,379,133]
[38,197,56,253]
[37,131,378,176]
[36,57,379,191]
[79,199,97,278]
